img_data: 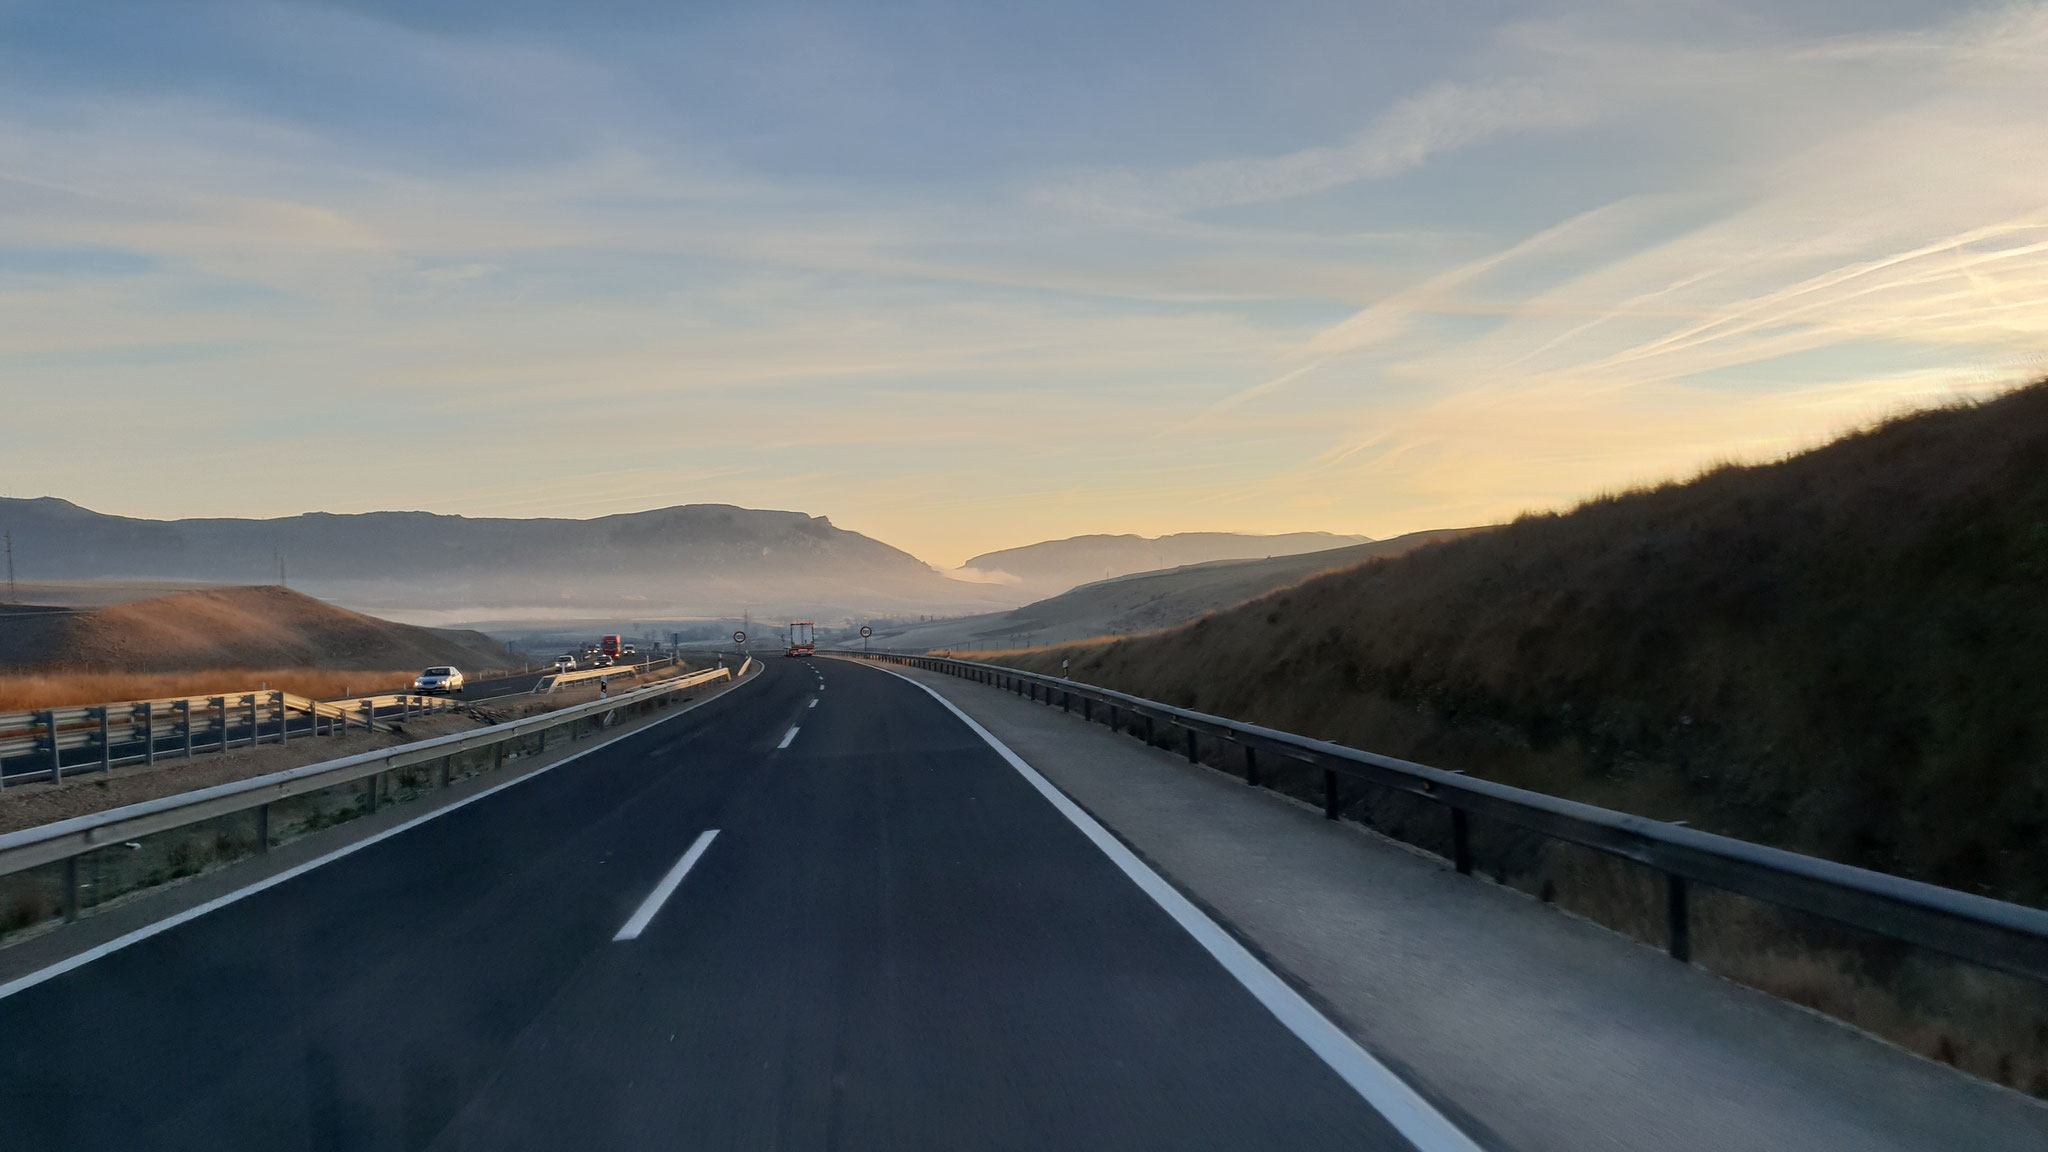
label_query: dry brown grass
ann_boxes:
[0,585,511,674]
[0,668,422,712]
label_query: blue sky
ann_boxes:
[2,0,2044,564]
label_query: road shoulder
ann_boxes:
[864,658,2048,1152]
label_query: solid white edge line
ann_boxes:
[613,829,719,941]
[867,661,1485,1152]
[0,678,755,1003]
[778,726,799,748]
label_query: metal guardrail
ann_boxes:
[0,691,463,787]
[529,655,676,695]
[0,659,754,921]
[839,651,2048,985]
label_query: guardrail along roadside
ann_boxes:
[847,652,2048,1000]
[0,659,753,938]
[529,655,679,695]
[0,690,463,788]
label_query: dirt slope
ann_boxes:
[1001,381,2048,906]
[0,586,510,672]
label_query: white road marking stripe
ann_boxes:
[0,684,757,1002]
[613,830,719,942]
[868,661,1485,1152]
[808,698,818,709]
[778,726,799,748]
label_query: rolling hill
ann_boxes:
[0,586,513,672]
[873,528,1480,651]
[958,531,1371,600]
[996,381,2048,908]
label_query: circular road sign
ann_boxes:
[860,626,873,638]
[733,631,746,644]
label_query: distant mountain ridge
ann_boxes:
[960,531,1371,600]
[876,528,1480,652]
[0,498,1017,622]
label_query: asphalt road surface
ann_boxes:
[0,656,1418,1150]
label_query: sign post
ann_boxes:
[860,625,872,653]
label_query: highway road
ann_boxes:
[0,655,1427,1150]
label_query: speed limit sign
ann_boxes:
[733,631,746,644]
[860,626,873,638]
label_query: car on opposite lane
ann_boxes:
[413,666,465,694]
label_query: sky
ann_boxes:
[2,0,2045,567]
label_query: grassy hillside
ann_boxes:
[1001,382,2048,907]
[0,586,512,674]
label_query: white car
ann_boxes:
[554,656,577,672]
[414,667,464,694]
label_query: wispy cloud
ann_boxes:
[1041,79,1593,218]
[3,0,2047,566]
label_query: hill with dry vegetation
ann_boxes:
[0,586,511,674]
[999,381,2048,907]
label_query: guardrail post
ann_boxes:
[1243,745,1259,787]
[143,701,155,766]
[63,855,79,922]
[438,755,451,788]
[359,700,372,733]
[246,694,258,749]
[1144,716,1155,745]
[179,699,193,758]
[366,772,379,814]
[1323,768,1339,819]
[39,710,60,783]
[1061,691,1070,713]
[96,706,110,772]
[214,697,228,753]
[276,692,289,746]
[1185,728,1198,763]
[257,802,270,852]
[1083,698,1092,722]
[1667,875,1691,962]
[1452,808,1473,874]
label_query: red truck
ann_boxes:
[601,635,624,662]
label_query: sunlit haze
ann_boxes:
[4,0,2045,564]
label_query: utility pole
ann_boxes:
[4,530,14,603]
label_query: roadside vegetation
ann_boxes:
[988,379,2048,1093]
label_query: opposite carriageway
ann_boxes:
[0,657,682,788]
